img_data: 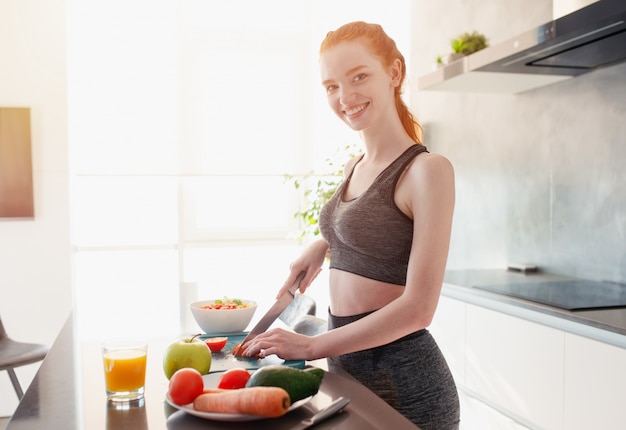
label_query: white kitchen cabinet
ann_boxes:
[431,297,534,429]
[563,333,626,430]
[430,295,467,384]
[466,304,565,430]
[434,286,626,429]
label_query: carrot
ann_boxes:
[202,388,226,394]
[193,386,291,417]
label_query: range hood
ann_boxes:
[419,0,626,94]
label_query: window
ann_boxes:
[178,30,307,241]
[67,0,410,338]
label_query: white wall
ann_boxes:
[0,0,71,415]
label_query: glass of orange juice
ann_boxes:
[102,340,147,402]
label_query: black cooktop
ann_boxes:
[473,279,626,311]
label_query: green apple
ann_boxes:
[162,335,212,380]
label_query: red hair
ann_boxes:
[320,21,423,144]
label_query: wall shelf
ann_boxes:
[418,0,626,94]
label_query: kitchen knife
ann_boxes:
[292,396,351,430]
[235,271,305,356]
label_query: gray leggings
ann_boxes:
[327,310,460,430]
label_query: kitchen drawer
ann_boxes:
[563,333,626,430]
[466,304,564,430]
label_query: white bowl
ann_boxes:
[189,299,257,334]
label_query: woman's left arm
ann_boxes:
[398,152,456,328]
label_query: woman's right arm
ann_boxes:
[275,154,356,298]
[276,238,328,298]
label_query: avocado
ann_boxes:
[245,365,325,402]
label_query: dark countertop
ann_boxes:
[443,269,626,348]
[6,312,419,430]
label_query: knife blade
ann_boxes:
[235,271,305,356]
[292,396,351,430]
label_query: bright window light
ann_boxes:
[67,0,410,338]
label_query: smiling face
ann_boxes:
[320,40,400,133]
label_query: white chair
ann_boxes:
[0,316,49,399]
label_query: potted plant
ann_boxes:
[447,37,465,63]
[285,143,360,241]
[458,31,488,55]
[286,172,341,241]
[435,55,445,69]
[447,30,488,64]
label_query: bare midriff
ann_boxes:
[328,269,405,316]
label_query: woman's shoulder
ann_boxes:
[410,150,454,180]
[402,151,455,202]
[396,149,455,218]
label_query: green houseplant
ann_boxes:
[448,30,488,64]
[448,37,466,63]
[451,37,465,55]
[457,31,488,55]
[285,143,360,241]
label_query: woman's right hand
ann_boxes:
[276,239,329,298]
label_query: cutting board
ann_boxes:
[199,332,305,373]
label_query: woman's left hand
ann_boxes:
[241,328,313,361]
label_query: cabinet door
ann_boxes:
[563,333,626,430]
[430,295,466,384]
[466,305,564,430]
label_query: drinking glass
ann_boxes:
[102,340,147,402]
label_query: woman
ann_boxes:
[242,21,459,429]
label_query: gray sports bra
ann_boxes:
[319,144,428,285]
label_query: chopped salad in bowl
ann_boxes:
[190,298,257,333]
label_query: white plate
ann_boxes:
[165,372,312,422]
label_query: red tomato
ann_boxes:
[231,342,244,356]
[217,368,251,389]
[168,368,204,405]
[231,343,258,359]
[205,337,228,353]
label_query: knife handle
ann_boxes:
[287,271,306,297]
[301,396,350,426]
